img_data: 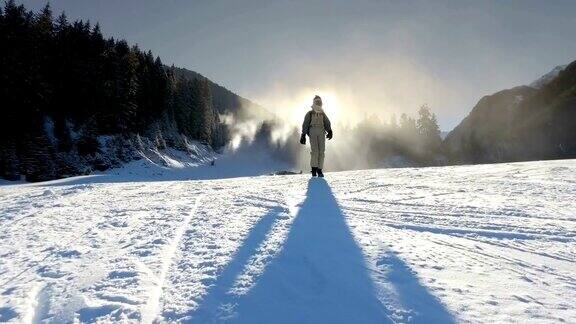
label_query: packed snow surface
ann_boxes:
[1,160,575,323]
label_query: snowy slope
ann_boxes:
[1,160,575,323]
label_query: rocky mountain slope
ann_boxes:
[170,67,272,121]
[444,61,576,163]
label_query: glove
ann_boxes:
[326,130,333,140]
[300,133,306,145]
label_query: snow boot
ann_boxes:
[317,169,324,177]
[311,167,318,177]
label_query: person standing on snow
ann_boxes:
[300,95,333,177]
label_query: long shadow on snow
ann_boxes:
[187,178,454,323]
[377,252,456,323]
[197,179,391,323]
[172,206,286,322]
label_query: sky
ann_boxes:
[20,0,576,130]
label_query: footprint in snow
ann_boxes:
[151,238,167,245]
[1,287,16,296]
[108,270,138,279]
[56,249,81,258]
[134,249,153,257]
[37,266,67,278]
[0,307,18,322]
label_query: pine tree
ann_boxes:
[0,2,230,181]
[53,117,72,152]
[200,77,217,144]
[77,118,100,156]
[416,105,442,158]
[55,12,68,33]
[174,76,194,137]
[34,3,53,36]
[189,78,206,141]
[399,113,418,136]
[21,130,56,182]
[0,139,20,180]
[115,43,140,133]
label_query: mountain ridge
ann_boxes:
[444,60,576,163]
[529,65,567,89]
[169,66,273,121]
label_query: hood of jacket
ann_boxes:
[311,104,324,113]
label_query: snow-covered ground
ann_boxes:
[1,159,575,323]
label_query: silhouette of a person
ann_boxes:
[300,95,333,177]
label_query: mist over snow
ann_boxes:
[220,89,445,175]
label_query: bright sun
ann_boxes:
[290,90,342,126]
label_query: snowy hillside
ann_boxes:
[1,160,575,323]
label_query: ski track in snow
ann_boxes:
[1,159,576,323]
[142,195,203,324]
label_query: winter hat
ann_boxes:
[313,95,322,106]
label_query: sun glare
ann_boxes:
[289,90,342,127]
